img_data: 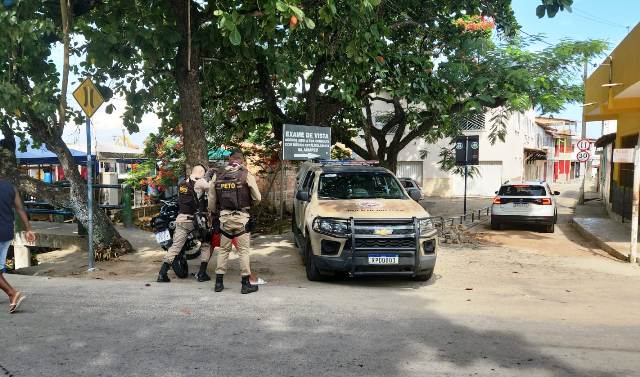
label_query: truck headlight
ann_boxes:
[419,218,436,235]
[312,218,350,238]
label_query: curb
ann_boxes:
[571,219,629,262]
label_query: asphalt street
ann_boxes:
[2,244,640,377]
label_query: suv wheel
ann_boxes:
[414,269,434,282]
[490,218,501,230]
[304,237,323,281]
[544,223,555,233]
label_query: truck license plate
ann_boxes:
[368,254,399,265]
[155,230,171,244]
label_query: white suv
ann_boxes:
[491,181,559,233]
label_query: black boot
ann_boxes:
[157,262,171,283]
[195,262,211,282]
[241,275,258,294]
[214,274,224,292]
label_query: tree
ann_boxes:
[208,1,605,171]
[536,0,573,18]
[0,1,132,258]
[79,1,316,172]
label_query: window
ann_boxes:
[318,172,406,200]
[401,180,414,189]
[301,171,315,192]
[499,185,547,196]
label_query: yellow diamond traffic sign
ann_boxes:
[72,78,104,118]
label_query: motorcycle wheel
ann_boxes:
[172,252,189,278]
[184,240,202,260]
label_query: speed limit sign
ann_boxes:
[577,138,591,151]
[576,150,590,162]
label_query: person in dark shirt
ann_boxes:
[0,179,35,313]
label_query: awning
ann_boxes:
[16,141,92,165]
[208,148,231,160]
[595,133,616,148]
[524,148,548,162]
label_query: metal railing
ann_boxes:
[440,206,492,228]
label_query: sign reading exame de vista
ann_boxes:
[282,124,331,161]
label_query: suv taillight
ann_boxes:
[540,198,552,205]
[493,197,501,204]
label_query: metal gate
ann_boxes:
[396,161,423,183]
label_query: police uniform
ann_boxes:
[208,163,261,293]
[157,176,211,282]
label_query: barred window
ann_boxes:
[454,113,486,130]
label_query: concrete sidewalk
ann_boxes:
[572,192,637,263]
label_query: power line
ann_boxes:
[519,30,554,47]
[571,7,629,30]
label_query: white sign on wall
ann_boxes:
[613,148,635,163]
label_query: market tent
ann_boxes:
[208,148,231,160]
[16,142,91,165]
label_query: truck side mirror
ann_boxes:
[409,190,421,202]
[296,191,311,202]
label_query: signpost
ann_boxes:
[281,124,331,233]
[282,124,331,161]
[576,138,591,151]
[576,150,590,163]
[72,78,104,271]
[454,135,480,215]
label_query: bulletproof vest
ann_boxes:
[178,179,205,215]
[215,168,252,211]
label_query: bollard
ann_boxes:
[122,184,133,228]
[471,212,475,222]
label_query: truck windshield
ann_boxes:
[498,185,546,196]
[318,172,406,199]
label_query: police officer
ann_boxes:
[209,150,261,294]
[157,164,212,282]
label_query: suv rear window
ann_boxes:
[318,172,405,199]
[498,185,547,196]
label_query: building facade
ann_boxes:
[357,107,556,197]
[584,23,640,221]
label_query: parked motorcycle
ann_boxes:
[150,199,201,278]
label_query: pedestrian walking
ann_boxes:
[156,165,212,283]
[0,179,35,313]
[209,150,261,294]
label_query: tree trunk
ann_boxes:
[44,135,132,260]
[174,0,208,171]
[0,123,18,180]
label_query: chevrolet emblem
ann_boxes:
[373,228,393,236]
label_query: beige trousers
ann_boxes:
[162,221,210,263]
[215,214,251,276]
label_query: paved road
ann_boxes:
[2,237,640,377]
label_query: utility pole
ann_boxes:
[579,59,588,205]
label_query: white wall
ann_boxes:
[354,104,551,197]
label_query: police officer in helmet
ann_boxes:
[209,150,261,294]
[157,164,213,282]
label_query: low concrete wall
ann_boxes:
[571,218,629,262]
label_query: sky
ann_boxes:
[60,0,640,148]
[511,0,639,138]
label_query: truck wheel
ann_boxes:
[414,269,434,282]
[304,238,323,281]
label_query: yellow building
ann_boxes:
[585,23,640,219]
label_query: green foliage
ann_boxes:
[536,0,573,18]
